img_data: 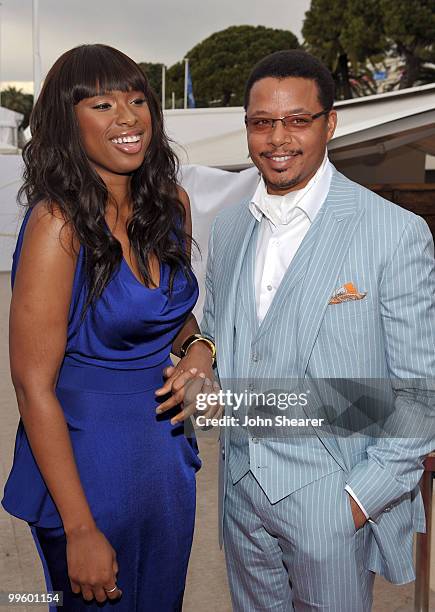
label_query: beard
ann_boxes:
[264,170,304,193]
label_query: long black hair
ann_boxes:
[19,44,195,311]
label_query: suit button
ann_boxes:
[252,353,259,362]
[221,447,225,459]
[251,437,259,444]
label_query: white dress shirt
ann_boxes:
[248,153,370,522]
[249,152,331,323]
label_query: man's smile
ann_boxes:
[261,150,302,171]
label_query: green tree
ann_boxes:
[1,86,33,129]
[303,0,385,99]
[167,25,299,108]
[379,0,435,88]
[138,62,166,100]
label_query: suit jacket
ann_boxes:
[201,168,435,584]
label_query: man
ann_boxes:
[199,50,435,611]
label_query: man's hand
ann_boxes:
[348,494,367,530]
[155,342,221,425]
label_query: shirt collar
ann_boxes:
[249,152,331,227]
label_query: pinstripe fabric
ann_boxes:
[201,168,435,592]
[224,470,375,611]
[228,211,342,496]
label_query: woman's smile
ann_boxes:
[109,130,144,155]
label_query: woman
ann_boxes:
[2,44,216,610]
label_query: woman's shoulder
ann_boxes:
[11,200,82,296]
[24,200,80,258]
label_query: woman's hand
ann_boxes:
[66,524,122,603]
[155,342,222,425]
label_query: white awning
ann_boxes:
[0,106,24,151]
[164,83,435,170]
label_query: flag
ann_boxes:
[187,66,196,109]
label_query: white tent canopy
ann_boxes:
[164,83,435,175]
[0,107,24,153]
[3,84,435,300]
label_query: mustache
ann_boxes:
[260,150,303,157]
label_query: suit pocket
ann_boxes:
[324,297,376,322]
[343,488,358,536]
[314,299,379,377]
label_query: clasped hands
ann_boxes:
[155,342,223,425]
[154,344,367,532]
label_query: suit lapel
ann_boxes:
[239,223,259,334]
[254,213,321,342]
[297,171,365,378]
[216,201,257,381]
[294,172,364,465]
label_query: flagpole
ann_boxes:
[161,64,165,110]
[32,0,42,103]
[184,58,188,109]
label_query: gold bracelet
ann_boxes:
[180,334,216,365]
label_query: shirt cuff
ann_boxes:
[345,484,374,523]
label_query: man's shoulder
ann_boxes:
[333,169,423,228]
[212,197,252,231]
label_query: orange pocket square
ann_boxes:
[329,282,367,304]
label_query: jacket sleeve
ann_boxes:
[345,215,435,521]
[200,217,217,343]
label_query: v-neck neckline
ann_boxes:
[121,256,163,291]
[103,217,162,291]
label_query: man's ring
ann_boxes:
[104,585,118,593]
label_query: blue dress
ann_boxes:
[2,207,201,611]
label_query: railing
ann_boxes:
[415,453,435,611]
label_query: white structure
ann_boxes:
[2,84,435,315]
[165,83,435,184]
[329,83,435,184]
[0,158,258,319]
[0,155,24,273]
[0,107,24,153]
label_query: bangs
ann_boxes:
[64,45,149,104]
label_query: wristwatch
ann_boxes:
[180,334,216,365]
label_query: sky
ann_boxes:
[1,0,310,88]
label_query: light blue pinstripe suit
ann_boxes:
[201,168,435,611]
